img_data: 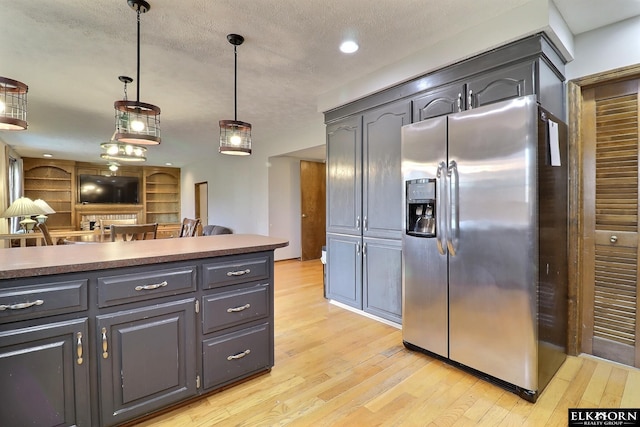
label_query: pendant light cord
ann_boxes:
[234,44,238,121]
[136,9,141,103]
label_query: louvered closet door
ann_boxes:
[582,79,640,367]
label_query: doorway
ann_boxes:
[195,182,208,230]
[300,160,326,260]
[571,66,640,367]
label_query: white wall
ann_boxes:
[565,15,640,80]
[268,156,301,260]
[181,115,325,255]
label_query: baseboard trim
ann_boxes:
[328,299,401,329]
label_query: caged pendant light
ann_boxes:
[219,34,252,156]
[114,0,161,145]
[0,77,28,130]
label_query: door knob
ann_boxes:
[610,235,618,243]
[301,214,307,218]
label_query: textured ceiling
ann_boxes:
[0,0,639,166]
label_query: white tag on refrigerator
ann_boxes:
[548,120,561,166]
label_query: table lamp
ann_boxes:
[0,197,47,232]
[33,199,56,223]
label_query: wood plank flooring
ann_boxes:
[134,259,640,426]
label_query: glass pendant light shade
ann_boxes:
[100,142,147,162]
[219,120,252,155]
[0,77,28,130]
[219,34,252,156]
[113,0,161,145]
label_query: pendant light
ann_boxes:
[114,0,161,145]
[0,77,28,130]
[100,130,147,162]
[100,141,147,162]
[219,34,252,156]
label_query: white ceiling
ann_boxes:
[1,0,639,166]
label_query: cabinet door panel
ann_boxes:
[97,298,196,427]
[0,318,90,427]
[326,233,362,309]
[362,101,411,239]
[467,61,535,109]
[326,116,362,235]
[412,83,465,121]
[363,238,402,323]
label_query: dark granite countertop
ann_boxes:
[0,234,289,279]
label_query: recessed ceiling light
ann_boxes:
[43,153,53,158]
[340,40,359,54]
[165,162,173,166]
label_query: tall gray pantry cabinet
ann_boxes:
[324,33,566,325]
[326,100,410,324]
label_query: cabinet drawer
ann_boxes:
[0,279,88,324]
[202,323,271,389]
[202,255,269,289]
[202,284,269,334]
[98,266,196,308]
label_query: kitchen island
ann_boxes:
[0,234,288,427]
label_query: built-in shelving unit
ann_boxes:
[22,158,181,232]
[23,159,75,229]
[144,167,180,225]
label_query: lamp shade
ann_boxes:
[0,76,28,130]
[33,199,56,215]
[219,120,252,155]
[0,197,47,218]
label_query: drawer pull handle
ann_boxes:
[227,349,251,361]
[135,281,168,291]
[227,303,251,313]
[76,332,84,365]
[0,299,44,311]
[101,327,109,359]
[227,269,250,277]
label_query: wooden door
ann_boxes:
[582,78,640,367]
[300,160,326,261]
[195,181,208,233]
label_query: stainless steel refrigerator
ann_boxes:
[401,95,567,402]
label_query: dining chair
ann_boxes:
[110,223,158,242]
[178,218,200,237]
[99,218,137,236]
[35,222,55,246]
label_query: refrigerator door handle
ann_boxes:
[447,160,460,256]
[436,161,448,255]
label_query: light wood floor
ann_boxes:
[134,259,640,426]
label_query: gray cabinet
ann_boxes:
[96,298,197,427]
[0,318,91,427]
[0,247,277,427]
[412,61,535,122]
[200,253,274,391]
[467,61,534,109]
[412,83,466,122]
[326,233,362,307]
[325,100,408,323]
[362,101,411,240]
[326,115,362,235]
[363,237,402,323]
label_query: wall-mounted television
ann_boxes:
[79,175,140,204]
